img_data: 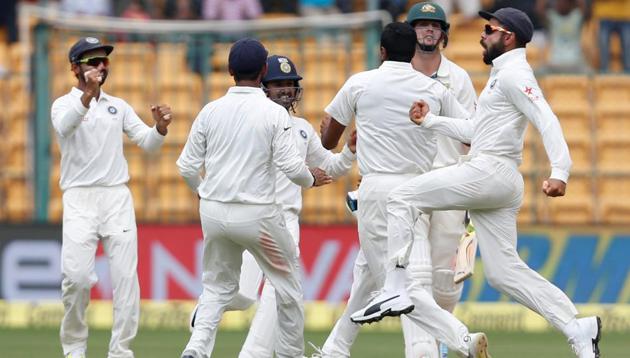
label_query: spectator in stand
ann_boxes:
[0,0,17,44]
[299,0,339,16]
[593,0,630,72]
[202,0,263,20]
[120,0,152,20]
[541,0,590,74]
[60,0,112,16]
[434,0,480,23]
[164,0,202,19]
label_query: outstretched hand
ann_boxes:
[409,100,430,125]
[542,179,566,197]
[152,104,172,135]
[311,167,333,187]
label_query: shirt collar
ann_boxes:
[491,47,527,70]
[380,61,413,70]
[70,86,112,102]
[227,86,266,96]
[435,54,450,79]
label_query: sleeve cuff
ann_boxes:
[421,112,437,128]
[550,168,570,183]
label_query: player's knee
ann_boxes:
[63,270,96,290]
[432,269,462,312]
[226,293,256,311]
[484,268,507,290]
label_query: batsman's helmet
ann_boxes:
[262,55,303,85]
[262,55,303,111]
[406,2,450,47]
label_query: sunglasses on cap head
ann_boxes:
[76,56,109,67]
[484,24,512,36]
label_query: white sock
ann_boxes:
[384,267,407,292]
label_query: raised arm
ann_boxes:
[410,100,474,143]
[123,103,170,153]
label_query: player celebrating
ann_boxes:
[188,54,357,357]
[358,8,602,358]
[177,39,331,358]
[52,37,172,358]
[320,22,489,358]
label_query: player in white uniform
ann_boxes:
[176,38,331,358]
[357,8,601,358]
[52,37,173,358]
[188,54,357,357]
[320,22,488,358]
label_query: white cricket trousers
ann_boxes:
[60,185,139,358]
[387,154,579,333]
[322,174,470,357]
[239,212,300,358]
[183,200,304,358]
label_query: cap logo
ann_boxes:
[280,62,292,73]
[85,37,99,44]
[421,4,436,13]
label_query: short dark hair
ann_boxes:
[381,22,417,62]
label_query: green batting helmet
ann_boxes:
[406,2,450,47]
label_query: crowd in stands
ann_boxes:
[0,0,628,73]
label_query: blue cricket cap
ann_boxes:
[479,7,534,44]
[228,38,268,74]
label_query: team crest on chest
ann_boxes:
[489,79,497,89]
[300,129,307,139]
[108,106,117,115]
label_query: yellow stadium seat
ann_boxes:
[542,75,590,108]
[541,175,594,224]
[6,179,32,221]
[593,75,630,107]
[597,175,630,224]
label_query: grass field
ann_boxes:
[1,327,626,357]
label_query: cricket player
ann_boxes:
[320,22,489,358]
[52,37,173,358]
[177,38,331,358]
[188,54,357,357]
[355,8,601,358]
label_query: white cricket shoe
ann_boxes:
[345,191,358,217]
[465,333,491,358]
[350,289,414,324]
[65,349,86,358]
[569,316,601,358]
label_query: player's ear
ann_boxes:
[379,46,387,61]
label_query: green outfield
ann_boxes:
[1,327,626,357]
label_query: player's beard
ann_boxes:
[417,34,441,53]
[481,39,505,65]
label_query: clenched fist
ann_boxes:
[310,167,333,187]
[151,104,173,135]
[409,100,430,125]
[542,179,566,197]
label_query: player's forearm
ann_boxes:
[423,113,473,144]
[318,145,355,179]
[135,126,165,153]
[181,174,202,193]
[51,98,88,138]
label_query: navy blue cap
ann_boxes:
[262,55,302,84]
[228,38,268,74]
[479,7,534,44]
[68,37,113,63]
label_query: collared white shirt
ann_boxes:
[276,115,355,216]
[430,55,477,169]
[177,86,314,204]
[423,48,572,182]
[326,60,469,176]
[51,87,165,191]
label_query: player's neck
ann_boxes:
[411,51,441,77]
[235,80,261,88]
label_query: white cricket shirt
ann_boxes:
[430,55,477,169]
[176,86,314,204]
[326,60,468,176]
[423,48,572,182]
[276,116,355,215]
[51,87,165,191]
